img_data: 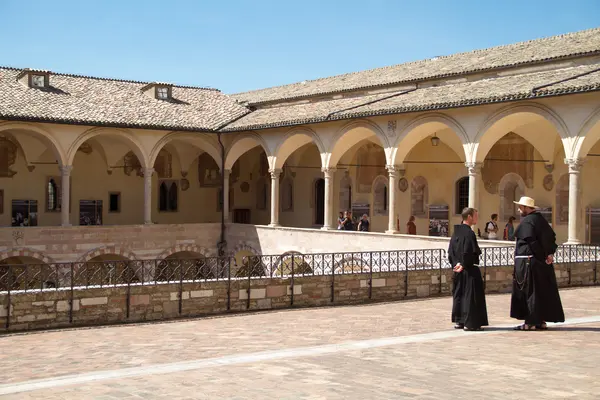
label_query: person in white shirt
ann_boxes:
[485,214,499,240]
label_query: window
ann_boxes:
[11,200,38,226]
[31,74,46,88]
[159,180,178,212]
[109,192,121,213]
[79,200,102,225]
[455,177,469,214]
[47,178,59,211]
[0,190,3,214]
[372,176,388,216]
[156,87,170,100]
[256,178,268,210]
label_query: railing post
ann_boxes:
[246,257,251,310]
[126,261,131,320]
[290,254,295,306]
[439,249,443,294]
[366,253,371,299]
[5,266,12,329]
[568,245,573,286]
[404,251,408,297]
[226,257,231,311]
[594,246,598,285]
[69,263,74,324]
[178,260,184,315]
[331,253,335,303]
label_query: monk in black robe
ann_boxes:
[449,207,488,331]
[511,197,565,330]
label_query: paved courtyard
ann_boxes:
[0,287,599,399]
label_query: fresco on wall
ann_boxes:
[482,133,534,194]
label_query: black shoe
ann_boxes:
[463,326,483,331]
[454,323,464,329]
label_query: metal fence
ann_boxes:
[1,245,598,294]
[0,244,598,329]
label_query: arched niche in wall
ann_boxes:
[355,143,386,193]
[498,172,526,222]
[339,171,352,213]
[411,176,428,217]
[280,177,293,212]
[454,176,469,215]
[556,174,569,225]
[154,148,173,178]
[372,175,388,216]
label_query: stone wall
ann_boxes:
[2,222,510,264]
[1,261,596,333]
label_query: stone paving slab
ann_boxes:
[0,287,599,399]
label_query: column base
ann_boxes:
[385,230,399,234]
[144,221,153,225]
[268,223,280,228]
[320,226,333,231]
[565,240,582,245]
[61,223,72,227]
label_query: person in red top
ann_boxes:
[406,216,417,235]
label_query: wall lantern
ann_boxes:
[431,133,440,147]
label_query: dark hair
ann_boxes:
[461,207,477,221]
[491,213,498,220]
[508,216,516,223]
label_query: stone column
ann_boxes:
[321,167,336,230]
[143,168,154,225]
[223,169,231,222]
[466,162,482,210]
[566,158,584,244]
[385,165,399,234]
[269,168,282,227]
[60,165,73,227]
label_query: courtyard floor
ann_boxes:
[0,287,599,399]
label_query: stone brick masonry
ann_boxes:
[1,261,597,333]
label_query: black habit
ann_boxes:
[510,211,565,324]
[448,223,489,329]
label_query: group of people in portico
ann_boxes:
[449,196,565,331]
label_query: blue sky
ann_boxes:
[0,0,598,94]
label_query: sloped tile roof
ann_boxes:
[221,64,600,131]
[0,68,250,131]
[231,28,600,105]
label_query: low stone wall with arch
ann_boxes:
[0,248,57,265]
[76,246,139,263]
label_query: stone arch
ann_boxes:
[573,105,600,159]
[333,255,370,274]
[372,175,388,216]
[158,244,215,260]
[327,120,389,168]
[391,113,468,165]
[498,173,526,222]
[556,174,570,225]
[472,102,569,163]
[272,251,312,276]
[149,131,222,171]
[67,127,150,168]
[76,245,138,263]
[0,247,56,265]
[224,132,271,170]
[272,127,326,170]
[0,121,67,167]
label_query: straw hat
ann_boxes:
[513,196,537,208]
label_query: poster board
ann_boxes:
[428,204,449,237]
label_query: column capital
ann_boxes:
[269,168,282,179]
[386,165,399,177]
[142,167,154,177]
[465,162,482,175]
[59,165,73,176]
[564,158,584,173]
[321,167,336,178]
[223,169,231,179]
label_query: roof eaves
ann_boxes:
[242,49,600,107]
[221,84,600,132]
